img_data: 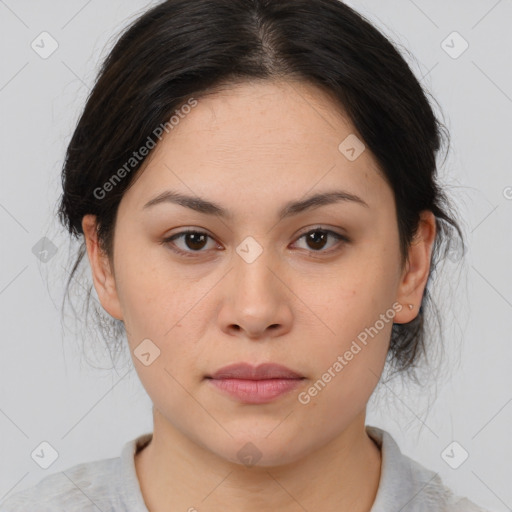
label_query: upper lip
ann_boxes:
[208,363,304,380]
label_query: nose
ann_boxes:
[217,246,293,340]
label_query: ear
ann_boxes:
[82,214,123,321]
[393,210,436,324]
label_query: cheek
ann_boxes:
[298,309,392,423]
[113,246,211,376]
[309,262,398,339]
[112,239,179,330]
[115,263,204,406]
[297,260,397,399]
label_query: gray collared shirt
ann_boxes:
[0,426,492,511]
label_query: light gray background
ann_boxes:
[0,0,511,510]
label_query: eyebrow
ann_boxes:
[143,188,369,220]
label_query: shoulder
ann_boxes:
[0,456,120,511]
[0,433,152,512]
[366,425,494,512]
[447,496,494,512]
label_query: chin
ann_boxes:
[206,432,312,469]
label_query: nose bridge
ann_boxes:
[233,233,278,298]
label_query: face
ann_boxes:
[83,79,434,467]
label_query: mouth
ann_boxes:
[205,363,306,404]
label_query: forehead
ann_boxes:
[122,80,392,214]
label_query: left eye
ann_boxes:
[293,228,348,252]
[162,228,348,258]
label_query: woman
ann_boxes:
[0,0,492,510]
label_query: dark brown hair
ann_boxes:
[58,0,464,380]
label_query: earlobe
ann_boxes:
[81,214,124,321]
[394,211,436,324]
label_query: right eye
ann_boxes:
[161,229,220,258]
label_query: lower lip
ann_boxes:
[208,378,304,404]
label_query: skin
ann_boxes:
[82,79,436,512]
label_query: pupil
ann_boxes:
[308,231,326,250]
[187,233,206,250]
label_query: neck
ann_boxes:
[134,409,382,512]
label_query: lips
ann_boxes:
[207,362,304,380]
[206,363,305,404]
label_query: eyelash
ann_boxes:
[161,227,350,259]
